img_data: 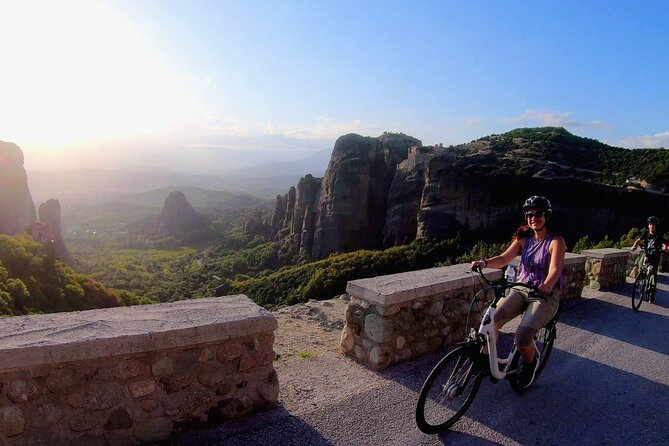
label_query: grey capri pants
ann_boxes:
[492,288,559,346]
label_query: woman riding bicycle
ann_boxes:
[631,216,668,303]
[470,195,566,389]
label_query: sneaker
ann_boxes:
[515,355,540,389]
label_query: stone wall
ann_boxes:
[0,295,278,445]
[582,248,630,290]
[340,265,502,370]
[561,254,587,300]
[340,258,587,370]
[626,249,669,278]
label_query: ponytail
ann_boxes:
[512,225,533,240]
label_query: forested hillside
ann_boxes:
[481,127,669,190]
[0,234,148,316]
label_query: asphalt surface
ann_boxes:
[174,275,669,446]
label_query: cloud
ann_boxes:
[171,113,390,158]
[464,118,482,127]
[177,73,213,84]
[506,109,608,129]
[618,131,669,149]
[277,120,384,141]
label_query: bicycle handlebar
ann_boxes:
[470,265,541,296]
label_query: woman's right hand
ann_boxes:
[470,260,485,270]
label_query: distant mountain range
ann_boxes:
[27,148,331,205]
[110,186,266,209]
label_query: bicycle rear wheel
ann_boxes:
[416,347,484,434]
[632,274,646,311]
[509,320,557,391]
[533,320,557,380]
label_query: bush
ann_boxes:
[231,237,462,308]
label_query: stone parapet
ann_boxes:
[0,295,279,444]
[582,248,630,290]
[626,248,669,278]
[341,265,502,370]
[345,265,490,306]
[341,256,588,370]
[627,248,642,278]
[560,253,588,300]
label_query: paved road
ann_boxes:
[175,275,669,446]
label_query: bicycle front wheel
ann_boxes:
[632,274,646,311]
[416,347,484,434]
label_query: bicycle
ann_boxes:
[415,266,562,434]
[631,247,656,311]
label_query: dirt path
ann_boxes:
[271,297,390,415]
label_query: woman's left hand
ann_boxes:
[538,282,554,295]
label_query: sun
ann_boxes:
[0,0,190,150]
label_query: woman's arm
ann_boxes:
[471,239,523,270]
[539,236,566,295]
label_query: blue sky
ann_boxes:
[1,0,668,171]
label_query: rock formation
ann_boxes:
[292,175,321,254]
[271,128,669,258]
[383,146,439,246]
[270,133,421,258]
[243,209,270,239]
[0,142,36,235]
[158,191,206,237]
[311,133,421,258]
[38,199,76,265]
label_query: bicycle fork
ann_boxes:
[478,306,518,381]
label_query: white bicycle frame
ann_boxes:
[477,290,540,381]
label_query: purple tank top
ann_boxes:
[517,234,562,288]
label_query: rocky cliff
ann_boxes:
[414,153,669,244]
[38,199,76,265]
[271,133,421,258]
[271,128,669,258]
[0,142,36,234]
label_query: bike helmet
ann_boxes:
[647,216,660,225]
[521,195,552,214]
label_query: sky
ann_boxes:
[1,0,668,172]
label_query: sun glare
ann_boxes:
[0,1,190,150]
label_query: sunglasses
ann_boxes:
[525,211,545,219]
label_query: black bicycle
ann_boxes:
[415,266,562,434]
[631,247,656,311]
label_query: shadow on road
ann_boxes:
[559,291,669,356]
[434,347,669,446]
[605,272,669,307]
[172,405,334,446]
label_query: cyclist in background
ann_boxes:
[631,216,668,303]
[471,195,566,389]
